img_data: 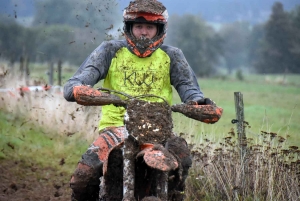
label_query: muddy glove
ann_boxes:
[73,85,92,100]
[72,85,101,106]
[72,85,124,106]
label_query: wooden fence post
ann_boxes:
[234,92,247,195]
[48,61,54,85]
[58,60,62,86]
[25,56,30,85]
[19,56,24,78]
[9,56,15,73]
[234,92,247,157]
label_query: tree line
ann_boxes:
[0,0,120,66]
[166,2,300,75]
[0,1,299,76]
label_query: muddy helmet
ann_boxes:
[123,0,168,57]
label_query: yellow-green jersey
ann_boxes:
[63,40,204,130]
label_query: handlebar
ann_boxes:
[73,86,223,124]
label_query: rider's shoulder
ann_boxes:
[92,40,127,56]
[99,39,127,49]
[160,44,184,57]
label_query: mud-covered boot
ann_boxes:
[165,136,192,201]
[70,163,101,201]
[70,183,99,201]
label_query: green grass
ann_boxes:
[0,110,89,174]
[172,74,300,146]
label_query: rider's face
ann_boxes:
[132,23,158,39]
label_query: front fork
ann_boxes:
[123,140,170,201]
[122,130,136,201]
[157,171,168,200]
[123,140,169,201]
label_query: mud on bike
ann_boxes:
[73,86,223,201]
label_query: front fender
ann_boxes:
[137,144,178,172]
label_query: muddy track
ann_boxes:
[0,159,71,201]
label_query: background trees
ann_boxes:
[0,18,24,62]
[165,14,223,77]
[218,22,250,74]
[254,2,300,74]
[0,0,120,66]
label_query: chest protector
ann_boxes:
[99,47,172,130]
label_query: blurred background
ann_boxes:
[1,0,300,76]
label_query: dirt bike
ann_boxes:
[73,86,223,201]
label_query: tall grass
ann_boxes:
[184,129,300,200]
[0,65,100,143]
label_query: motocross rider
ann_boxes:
[64,0,215,200]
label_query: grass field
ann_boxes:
[0,111,89,174]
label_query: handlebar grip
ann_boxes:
[73,86,126,106]
[171,104,223,124]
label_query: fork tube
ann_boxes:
[99,177,106,199]
[123,133,135,200]
[157,171,168,200]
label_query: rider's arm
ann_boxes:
[63,65,101,102]
[63,40,124,102]
[162,46,204,103]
